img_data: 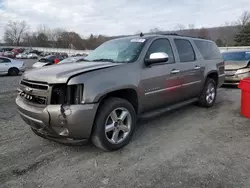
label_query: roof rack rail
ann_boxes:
[161,33,179,36]
[161,33,206,39]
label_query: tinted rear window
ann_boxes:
[194,40,222,60]
[222,51,250,61]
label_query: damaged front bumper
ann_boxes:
[16,96,99,144]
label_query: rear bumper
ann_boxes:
[16,96,99,142]
[224,72,250,85]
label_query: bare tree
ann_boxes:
[198,28,210,39]
[188,24,195,30]
[50,28,64,47]
[4,20,29,46]
[175,24,186,31]
[149,27,161,33]
[238,11,250,27]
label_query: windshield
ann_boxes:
[84,38,146,63]
[222,51,250,61]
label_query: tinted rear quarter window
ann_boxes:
[194,40,222,60]
[174,39,195,62]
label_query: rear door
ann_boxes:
[172,38,204,100]
[139,38,183,112]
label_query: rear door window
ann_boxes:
[194,40,222,60]
[174,39,195,62]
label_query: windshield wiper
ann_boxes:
[76,58,91,62]
[91,58,115,63]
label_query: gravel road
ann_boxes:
[1,64,250,188]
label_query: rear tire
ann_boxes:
[91,97,136,151]
[8,68,19,76]
[198,78,217,108]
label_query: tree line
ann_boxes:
[1,11,250,49]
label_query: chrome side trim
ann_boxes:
[145,80,202,95]
[182,80,202,87]
[145,85,182,95]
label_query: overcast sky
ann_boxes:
[0,0,250,39]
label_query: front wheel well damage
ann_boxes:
[98,89,139,114]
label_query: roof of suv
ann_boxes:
[115,33,213,42]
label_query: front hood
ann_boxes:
[225,60,249,70]
[23,61,121,83]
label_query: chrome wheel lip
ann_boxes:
[105,107,132,144]
[206,83,216,104]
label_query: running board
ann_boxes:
[139,98,198,119]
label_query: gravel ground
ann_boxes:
[1,64,250,188]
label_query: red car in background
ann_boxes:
[11,48,24,57]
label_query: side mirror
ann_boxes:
[145,52,169,66]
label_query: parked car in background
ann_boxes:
[40,52,50,57]
[32,55,64,68]
[30,50,43,56]
[16,34,224,151]
[59,52,68,58]
[0,56,25,76]
[57,56,87,64]
[16,53,28,59]
[3,51,15,58]
[27,53,38,59]
[1,47,14,52]
[222,50,250,85]
[12,48,25,57]
[0,49,4,56]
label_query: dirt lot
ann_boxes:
[1,62,250,188]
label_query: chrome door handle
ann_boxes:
[171,69,180,74]
[194,66,201,70]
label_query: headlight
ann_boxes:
[236,68,250,74]
[51,84,84,105]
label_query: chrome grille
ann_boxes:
[20,79,49,90]
[19,79,50,105]
[19,90,47,105]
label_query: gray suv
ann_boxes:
[16,34,225,151]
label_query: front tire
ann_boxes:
[8,68,19,76]
[91,97,136,151]
[198,78,217,108]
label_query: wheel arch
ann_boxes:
[205,71,219,86]
[96,88,139,114]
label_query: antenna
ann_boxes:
[140,32,144,37]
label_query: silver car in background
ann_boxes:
[222,51,250,85]
[0,56,25,76]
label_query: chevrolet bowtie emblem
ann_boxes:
[25,87,33,93]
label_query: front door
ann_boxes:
[139,38,183,112]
